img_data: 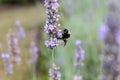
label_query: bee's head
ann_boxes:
[63,29,69,33]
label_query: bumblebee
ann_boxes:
[57,29,70,46]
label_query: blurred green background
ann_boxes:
[0,0,114,80]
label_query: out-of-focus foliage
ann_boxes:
[0,0,42,4]
[0,4,47,80]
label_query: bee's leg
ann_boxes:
[63,40,67,46]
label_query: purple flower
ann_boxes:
[75,40,81,46]
[98,24,109,41]
[75,49,85,61]
[44,24,49,33]
[49,64,61,80]
[1,53,10,59]
[57,30,62,38]
[115,30,120,44]
[51,2,59,10]
[16,27,26,39]
[29,41,38,64]
[15,21,26,39]
[13,56,21,64]
[45,40,50,47]
[44,0,61,49]
[48,25,55,31]
[5,62,13,76]
[44,0,49,7]
[45,40,57,49]
[74,40,85,68]
[13,38,19,46]
[1,53,13,76]
[8,31,21,54]
[15,20,20,27]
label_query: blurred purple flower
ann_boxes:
[75,40,81,46]
[75,49,85,61]
[13,56,21,64]
[51,2,59,10]
[115,30,120,44]
[57,30,62,38]
[15,20,21,26]
[29,41,38,64]
[16,27,26,39]
[15,20,26,39]
[49,64,61,80]
[45,40,57,49]
[1,53,13,76]
[74,40,85,69]
[7,32,21,55]
[98,24,109,41]
[1,53,10,59]
[7,31,21,64]
[48,25,55,31]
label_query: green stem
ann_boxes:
[7,76,10,80]
[32,64,37,80]
[52,49,55,66]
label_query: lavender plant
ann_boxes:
[98,0,120,79]
[44,0,68,79]
[29,41,38,65]
[1,53,13,77]
[73,40,85,80]
[29,41,38,80]
[7,30,21,64]
[15,20,26,39]
[44,0,61,49]
[49,64,61,80]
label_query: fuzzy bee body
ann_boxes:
[57,29,70,46]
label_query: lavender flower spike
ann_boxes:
[49,64,61,80]
[15,20,26,39]
[44,0,62,79]
[7,30,21,64]
[7,30,21,55]
[98,23,109,41]
[44,0,61,49]
[29,41,38,64]
[74,40,85,68]
[73,40,85,80]
[99,1,120,79]
[1,53,13,76]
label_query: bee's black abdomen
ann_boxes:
[62,29,70,39]
[62,33,70,39]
